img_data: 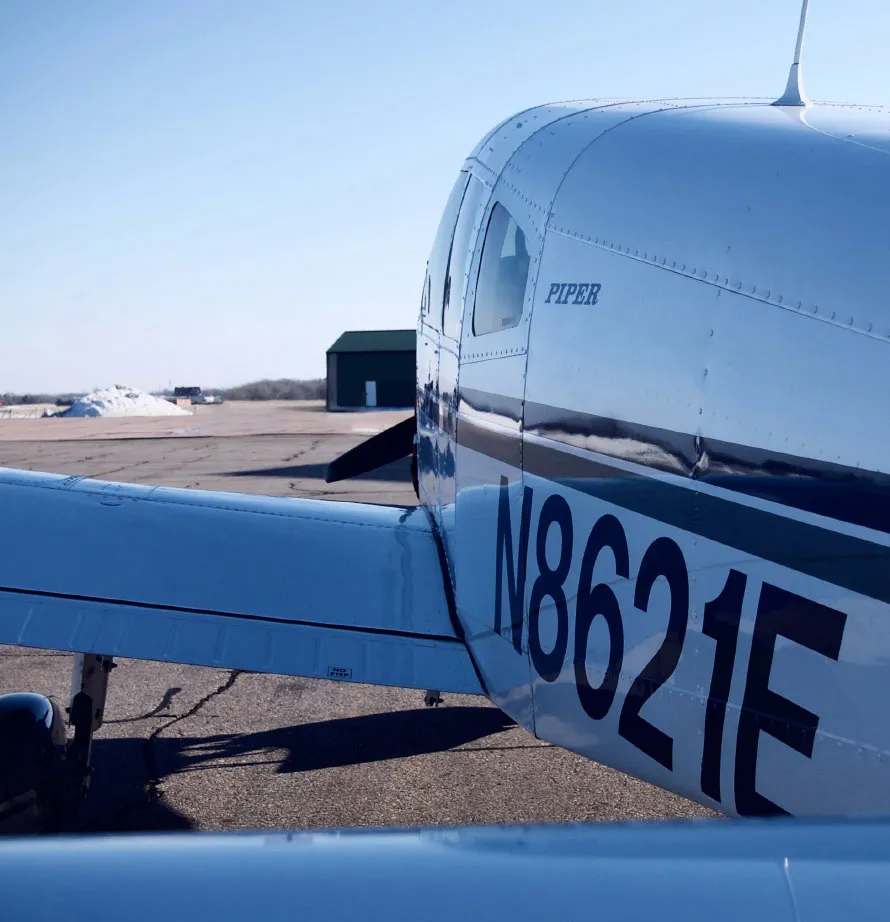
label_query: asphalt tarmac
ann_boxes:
[0,402,715,833]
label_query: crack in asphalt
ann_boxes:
[94,451,215,481]
[143,670,241,800]
[109,670,241,827]
[282,438,321,464]
[90,458,157,479]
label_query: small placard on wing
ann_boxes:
[327,665,353,679]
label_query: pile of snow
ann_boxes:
[60,385,191,418]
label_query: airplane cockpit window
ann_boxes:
[472,203,530,336]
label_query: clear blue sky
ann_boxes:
[2,1,888,392]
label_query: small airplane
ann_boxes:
[2,0,890,892]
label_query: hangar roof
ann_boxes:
[327,329,416,354]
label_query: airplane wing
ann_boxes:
[0,469,481,695]
[2,819,890,920]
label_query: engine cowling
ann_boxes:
[0,693,68,833]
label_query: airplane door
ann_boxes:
[417,173,468,512]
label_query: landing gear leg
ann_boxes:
[65,653,114,804]
[424,690,443,707]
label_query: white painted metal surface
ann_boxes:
[428,99,890,817]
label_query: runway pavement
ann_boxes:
[0,402,716,833]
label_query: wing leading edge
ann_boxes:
[0,469,481,695]
[4,820,890,920]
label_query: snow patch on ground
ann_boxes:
[0,405,55,419]
[59,385,191,418]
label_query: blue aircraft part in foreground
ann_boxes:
[2,819,890,921]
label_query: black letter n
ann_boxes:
[494,476,533,654]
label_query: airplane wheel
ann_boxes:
[0,693,70,834]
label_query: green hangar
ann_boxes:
[326,329,416,410]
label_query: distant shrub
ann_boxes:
[216,378,325,401]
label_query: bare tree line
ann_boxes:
[0,392,81,406]
[212,378,325,401]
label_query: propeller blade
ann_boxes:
[325,416,416,483]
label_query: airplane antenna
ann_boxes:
[773,0,811,107]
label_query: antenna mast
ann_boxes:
[773,0,811,107]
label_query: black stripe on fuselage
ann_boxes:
[522,440,890,604]
[456,418,522,469]
[454,395,890,604]
[523,400,890,539]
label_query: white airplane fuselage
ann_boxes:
[416,98,890,818]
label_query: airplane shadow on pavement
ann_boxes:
[81,706,513,834]
[220,456,413,483]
